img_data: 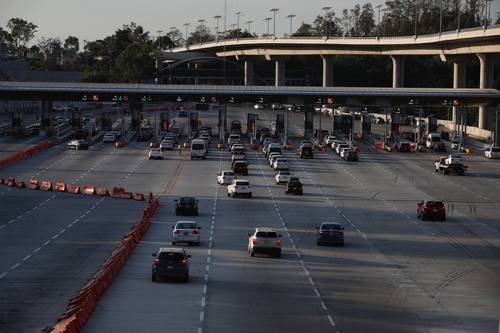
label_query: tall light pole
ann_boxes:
[264,17,272,37]
[198,19,206,44]
[236,11,244,39]
[214,15,221,41]
[376,5,383,38]
[183,23,191,46]
[414,0,418,37]
[169,26,176,49]
[286,14,296,36]
[456,0,461,32]
[485,0,494,28]
[270,8,279,37]
[322,6,332,37]
[439,0,443,34]
[245,20,253,35]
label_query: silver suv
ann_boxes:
[248,228,282,258]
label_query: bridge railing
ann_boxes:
[174,24,500,50]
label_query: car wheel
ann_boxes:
[275,251,282,258]
[250,250,255,257]
[317,241,321,246]
[442,216,446,221]
[184,274,189,283]
[172,241,176,246]
[227,192,230,196]
[152,274,157,282]
[248,193,252,198]
[421,215,426,221]
[175,209,179,215]
[232,193,236,198]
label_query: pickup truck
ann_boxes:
[434,156,467,175]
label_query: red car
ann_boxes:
[417,200,446,221]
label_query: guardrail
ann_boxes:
[22,122,40,136]
[0,122,10,135]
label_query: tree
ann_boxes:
[292,23,315,37]
[6,18,38,57]
[64,36,79,52]
[359,3,375,36]
[114,40,154,82]
[186,24,215,46]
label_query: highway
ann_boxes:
[1,107,500,332]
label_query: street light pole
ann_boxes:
[414,0,418,37]
[236,12,242,39]
[376,5,382,38]
[270,8,279,37]
[286,14,296,36]
[456,0,461,32]
[322,6,332,38]
[183,23,190,46]
[245,20,253,34]
[439,0,443,34]
[214,15,221,41]
[198,19,206,44]
[264,17,272,37]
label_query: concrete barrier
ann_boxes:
[67,184,80,194]
[96,188,110,196]
[41,181,52,191]
[55,182,67,192]
[83,185,96,196]
[29,179,39,190]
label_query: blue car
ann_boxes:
[316,222,344,246]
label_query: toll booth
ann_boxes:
[333,114,353,136]
[101,112,111,131]
[304,107,314,138]
[275,114,285,135]
[247,113,257,135]
[189,112,199,133]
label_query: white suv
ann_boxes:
[485,146,500,159]
[248,228,282,257]
[227,179,252,198]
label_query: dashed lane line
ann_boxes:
[0,198,105,279]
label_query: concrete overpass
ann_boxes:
[172,26,500,129]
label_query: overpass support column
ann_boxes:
[321,55,334,87]
[390,55,405,88]
[477,53,494,129]
[40,99,52,135]
[275,60,286,87]
[130,102,143,131]
[452,61,467,126]
[244,60,254,86]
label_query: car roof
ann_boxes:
[320,222,342,227]
[175,220,198,225]
[235,179,249,183]
[178,196,196,200]
[255,227,276,232]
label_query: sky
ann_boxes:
[1,0,499,44]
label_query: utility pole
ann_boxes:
[236,11,242,39]
[456,0,461,32]
[414,0,418,37]
[198,19,206,44]
[245,20,253,34]
[439,0,443,34]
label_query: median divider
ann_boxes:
[29,179,40,190]
[6,177,15,186]
[83,185,96,196]
[41,181,53,191]
[0,178,4,185]
[68,184,81,194]
[15,180,25,188]
[0,140,53,171]
[133,193,145,201]
[50,194,160,333]
[55,182,67,192]
[96,188,110,196]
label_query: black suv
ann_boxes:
[233,161,248,175]
[285,177,303,195]
[174,196,199,216]
[152,248,191,283]
[299,146,313,159]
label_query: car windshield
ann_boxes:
[179,197,195,204]
[236,181,249,186]
[426,201,444,207]
[176,223,198,229]
[491,147,500,152]
[224,172,234,176]
[280,171,291,175]
[192,144,205,149]
[255,231,278,238]
[321,224,342,230]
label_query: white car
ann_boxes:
[231,144,245,152]
[227,179,252,198]
[172,221,201,246]
[217,170,235,185]
[148,148,163,160]
[275,170,292,184]
[199,133,210,143]
[269,154,282,167]
[273,158,289,170]
[103,132,116,143]
[331,140,345,150]
[340,148,353,159]
[232,154,246,162]
[160,140,174,151]
[445,153,462,165]
[484,146,500,159]
[336,144,350,155]
[324,135,337,146]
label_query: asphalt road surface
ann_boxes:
[1,107,499,333]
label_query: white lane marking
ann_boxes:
[10,263,20,270]
[203,285,207,294]
[0,272,6,279]
[201,296,206,307]
[22,254,31,261]
[33,247,41,253]
[314,288,321,297]
[43,240,51,246]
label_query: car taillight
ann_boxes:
[180,259,187,265]
[192,230,199,234]
[154,258,160,264]
[252,238,256,245]
[275,239,281,246]
[174,230,180,234]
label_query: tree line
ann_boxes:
[0,1,498,83]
